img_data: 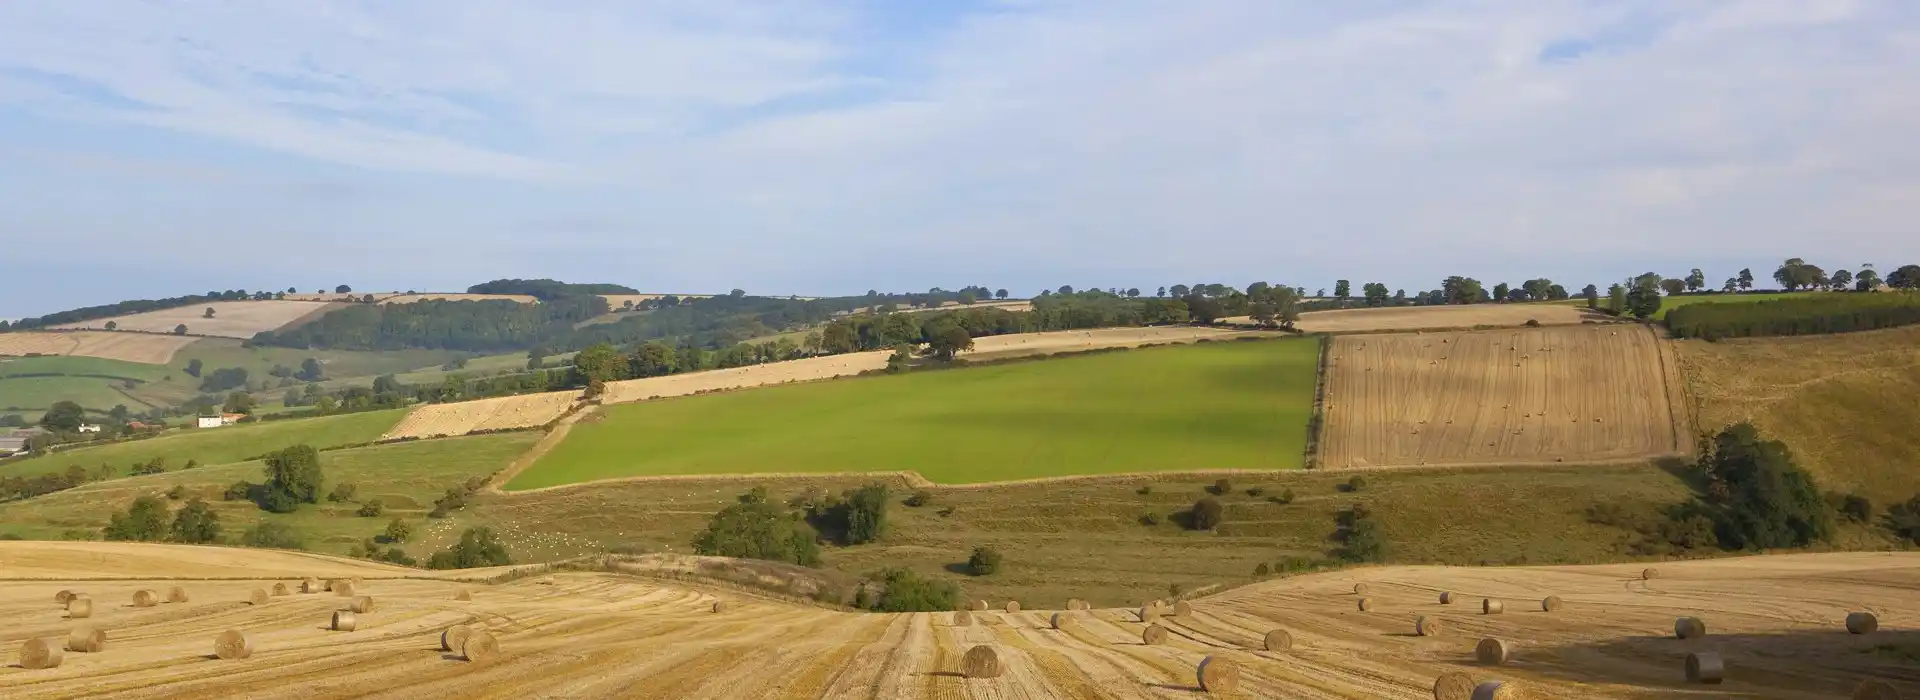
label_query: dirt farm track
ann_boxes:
[1,542,1912,699]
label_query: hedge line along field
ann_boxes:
[1666,291,1920,339]
[1320,325,1684,468]
[0,408,406,479]
[511,337,1319,489]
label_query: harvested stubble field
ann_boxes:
[0,331,199,364]
[1290,303,1594,334]
[283,292,403,302]
[1320,325,1686,468]
[1676,324,1920,500]
[377,293,539,305]
[597,293,711,307]
[599,326,1265,405]
[49,301,342,339]
[1,541,1912,699]
[382,391,580,440]
[513,337,1318,488]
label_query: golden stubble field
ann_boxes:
[381,391,581,440]
[1320,325,1687,468]
[1292,304,1593,333]
[0,332,199,364]
[49,301,343,339]
[1,542,1912,699]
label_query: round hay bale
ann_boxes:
[1416,616,1444,637]
[711,601,727,614]
[460,630,499,662]
[1471,680,1521,700]
[1847,612,1880,635]
[20,638,64,669]
[1354,583,1371,595]
[960,645,1002,679]
[1066,598,1084,611]
[67,597,92,619]
[1482,599,1504,615]
[1139,605,1161,623]
[54,590,76,605]
[1143,623,1169,645]
[1854,680,1901,700]
[454,588,472,602]
[1151,598,1166,608]
[1173,601,1193,617]
[67,626,106,653]
[1642,567,1660,580]
[1433,672,1476,700]
[1051,612,1074,630]
[133,589,159,607]
[1541,596,1563,612]
[249,588,270,606]
[1004,600,1020,613]
[1439,591,1454,605]
[351,576,365,589]
[1263,629,1291,652]
[272,583,290,596]
[1196,655,1240,693]
[325,578,342,591]
[331,610,358,632]
[971,600,988,612]
[1358,597,1375,612]
[1476,638,1512,665]
[349,596,376,614]
[953,611,973,626]
[441,624,472,652]
[214,629,253,660]
[334,581,357,597]
[167,586,189,604]
[302,578,321,593]
[1674,616,1707,639]
[1685,651,1724,684]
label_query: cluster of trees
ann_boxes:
[104,495,221,543]
[1338,503,1386,562]
[0,465,94,502]
[223,445,327,513]
[2,289,278,330]
[691,484,895,567]
[1667,293,1920,340]
[424,527,512,569]
[466,278,638,300]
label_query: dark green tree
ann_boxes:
[426,527,513,569]
[924,324,974,361]
[1583,284,1600,309]
[1188,497,1225,531]
[1889,264,1920,290]
[242,522,306,549]
[1493,282,1510,303]
[104,496,169,541]
[1700,423,1832,549]
[692,499,821,566]
[383,517,412,543]
[261,445,324,512]
[868,568,962,612]
[1333,280,1351,300]
[40,401,86,431]
[966,545,1002,576]
[169,498,221,543]
[844,482,891,545]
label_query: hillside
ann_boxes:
[0,408,406,479]
[0,542,1911,698]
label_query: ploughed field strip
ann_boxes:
[2,543,1913,699]
[1320,325,1682,468]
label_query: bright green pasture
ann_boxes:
[0,408,406,479]
[508,338,1321,488]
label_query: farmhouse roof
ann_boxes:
[0,437,28,453]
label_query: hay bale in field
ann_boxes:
[1051,612,1074,630]
[1358,597,1375,612]
[1066,598,1084,611]
[167,586,189,603]
[461,630,500,662]
[67,597,92,619]
[1354,583,1370,595]
[953,611,973,626]
[1476,638,1512,665]
[272,583,290,596]
[1439,591,1454,605]
[20,638,64,669]
[67,626,106,653]
[1004,600,1020,613]
[1642,567,1660,580]
[960,645,1002,679]
[302,577,321,593]
[351,576,365,588]
[1139,605,1161,623]
[711,600,727,613]
[350,596,376,613]
[441,624,472,652]
[1685,651,1724,684]
[1674,616,1707,639]
[455,588,472,601]
[249,588,270,605]
[54,590,76,605]
[1481,599,1503,615]
[334,581,357,597]
[1417,616,1444,637]
[971,600,988,611]
[1197,655,1239,693]
[1471,681,1520,700]
[1263,629,1291,651]
[1854,680,1901,700]
[133,589,159,607]
[1433,672,1476,700]
[331,610,358,632]
[1541,596,1563,612]
[214,629,254,660]
[1173,601,1193,617]
[1143,623,1169,645]
[1847,612,1880,635]
[326,578,343,591]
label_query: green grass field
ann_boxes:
[175,338,467,388]
[0,432,539,557]
[1652,291,1821,319]
[508,338,1321,489]
[0,356,204,422]
[0,408,406,479]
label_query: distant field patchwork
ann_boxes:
[510,337,1321,489]
[50,301,342,339]
[0,331,199,364]
[0,408,406,479]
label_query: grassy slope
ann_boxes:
[0,409,407,479]
[1677,324,1920,501]
[510,338,1320,489]
[0,432,539,557]
[474,463,1694,607]
[175,338,467,388]
[0,356,201,420]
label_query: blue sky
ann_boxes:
[2,0,1918,319]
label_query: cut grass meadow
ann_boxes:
[509,337,1321,489]
[0,408,407,479]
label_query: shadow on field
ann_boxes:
[1519,628,1920,698]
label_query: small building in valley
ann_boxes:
[77,424,101,433]
[196,415,225,429]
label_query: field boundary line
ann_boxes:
[1303,333,1332,469]
[486,403,599,493]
